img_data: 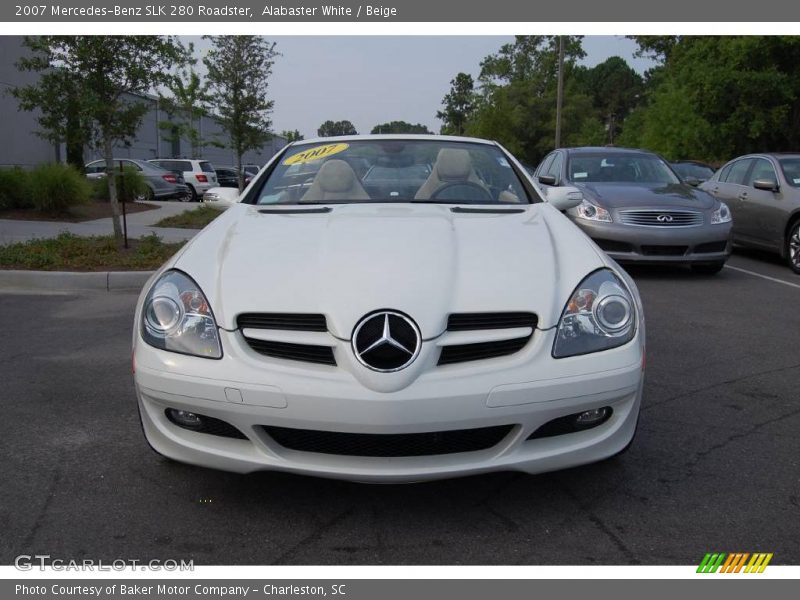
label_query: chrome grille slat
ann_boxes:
[618,209,704,227]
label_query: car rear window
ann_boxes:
[200,161,215,173]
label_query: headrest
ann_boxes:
[317,160,358,193]
[435,148,472,181]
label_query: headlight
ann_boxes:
[141,270,222,359]
[711,202,732,224]
[553,269,636,358]
[573,199,612,222]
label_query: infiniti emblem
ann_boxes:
[656,214,674,223]
[352,311,421,372]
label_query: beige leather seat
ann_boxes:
[414,148,490,200]
[299,159,370,203]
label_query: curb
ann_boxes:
[0,270,155,292]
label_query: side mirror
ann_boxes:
[685,177,701,187]
[753,178,779,192]
[546,186,583,211]
[202,186,240,210]
[538,174,557,186]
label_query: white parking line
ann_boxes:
[725,264,800,290]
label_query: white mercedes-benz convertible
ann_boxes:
[133,135,645,482]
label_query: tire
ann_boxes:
[134,187,155,202]
[691,261,725,275]
[186,184,197,202]
[786,220,800,274]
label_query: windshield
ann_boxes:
[671,163,715,181]
[252,140,531,205]
[567,153,680,185]
[779,158,800,187]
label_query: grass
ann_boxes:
[0,232,186,271]
[154,204,221,229]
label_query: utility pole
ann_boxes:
[555,35,565,149]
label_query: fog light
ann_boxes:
[574,407,611,427]
[167,408,203,430]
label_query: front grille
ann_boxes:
[694,240,728,254]
[165,410,247,440]
[618,210,704,227]
[237,313,327,332]
[438,312,536,365]
[438,337,530,365]
[262,424,514,457]
[594,238,634,253]
[640,245,689,256]
[243,337,336,365]
[446,312,537,331]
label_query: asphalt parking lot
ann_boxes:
[1,250,798,566]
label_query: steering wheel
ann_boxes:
[429,181,494,203]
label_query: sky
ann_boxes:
[187,36,656,140]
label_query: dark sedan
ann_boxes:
[534,147,733,274]
[700,153,800,274]
[671,161,716,184]
[214,167,253,189]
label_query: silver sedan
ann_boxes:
[701,153,800,274]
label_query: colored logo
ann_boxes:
[697,552,773,573]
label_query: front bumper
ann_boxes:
[572,218,732,264]
[133,326,644,482]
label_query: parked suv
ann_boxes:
[148,159,218,202]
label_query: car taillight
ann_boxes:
[196,174,208,183]
[162,174,177,183]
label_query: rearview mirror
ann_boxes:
[753,178,779,192]
[538,174,557,186]
[546,186,583,211]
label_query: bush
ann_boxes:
[90,166,150,203]
[0,167,33,210]
[29,163,91,213]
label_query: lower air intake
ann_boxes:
[262,424,514,457]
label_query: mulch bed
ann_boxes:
[0,201,159,223]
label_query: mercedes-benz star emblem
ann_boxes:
[352,311,421,372]
[656,214,674,223]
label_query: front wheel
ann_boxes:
[691,261,726,275]
[786,220,800,274]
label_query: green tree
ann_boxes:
[436,73,476,135]
[12,63,90,170]
[370,121,431,134]
[624,36,800,161]
[317,120,358,137]
[15,36,188,245]
[280,129,304,142]
[204,36,279,190]
[159,49,212,158]
[463,36,603,165]
[575,56,643,144]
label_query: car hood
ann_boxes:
[576,182,716,210]
[171,203,606,335]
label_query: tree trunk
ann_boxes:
[236,149,244,193]
[103,136,123,245]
